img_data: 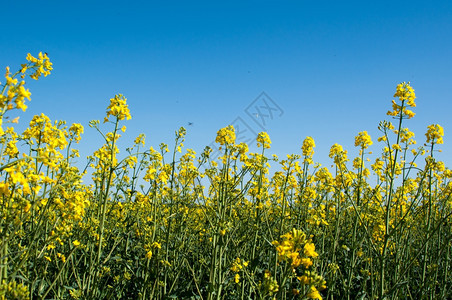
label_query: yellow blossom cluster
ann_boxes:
[230,257,249,283]
[355,131,373,149]
[25,52,53,79]
[425,124,444,145]
[387,82,416,118]
[257,131,272,149]
[272,229,325,299]
[0,53,51,136]
[104,94,131,122]
[215,124,236,146]
[302,136,316,157]
[273,229,318,269]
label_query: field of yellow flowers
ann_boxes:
[0,53,451,299]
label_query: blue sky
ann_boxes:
[2,0,452,170]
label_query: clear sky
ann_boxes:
[2,0,452,170]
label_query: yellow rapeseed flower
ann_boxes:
[387,82,416,117]
[105,94,132,122]
[302,136,316,157]
[425,124,444,145]
[355,131,373,149]
[257,132,271,149]
[306,286,322,299]
[301,257,313,268]
[304,242,319,258]
[215,125,236,146]
[234,273,240,284]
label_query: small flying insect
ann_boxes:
[188,122,194,126]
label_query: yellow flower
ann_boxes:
[329,143,348,164]
[4,140,19,158]
[69,123,84,143]
[57,253,66,263]
[134,133,145,146]
[151,242,162,249]
[425,124,444,145]
[304,242,319,258]
[355,131,372,149]
[105,94,132,121]
[387,82,416,117]
[404,108,416,119]
[301,257,313,268]
[257,132,271,149]
[18,85,31,100]
[144,167,157,181]
[392,143,402,151]
[306,286,322,299]
[393,82,416,106]
[24,202,32,213]
[378,135,387,142]
[215,125,236,146]
[297,275,310,284]
[302,136,316,157]
[26,52,53,79]
[234,273,240,284]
